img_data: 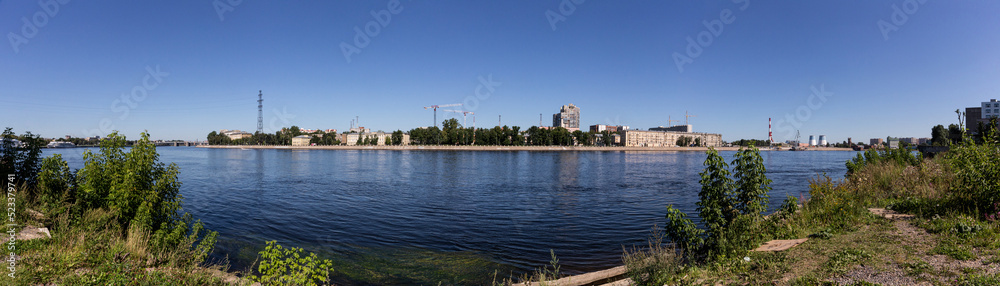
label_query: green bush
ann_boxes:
[37,131,218,266]
[846,148,921,175]
[947,139,1000,219]
[663,146,773,263]
[252,240,333,286]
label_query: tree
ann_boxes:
[676,136,693,147]
[391,130,404,145]
[931,125,948,146]
[2,128,43,191]
[948,124,963,144]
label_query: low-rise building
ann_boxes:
[870,138,884,146]
[620,130,722,147]
[221,129,252,140]
[340,131,409,146]
[291,135,312,146]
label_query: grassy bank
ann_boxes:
[621,144,1000,285]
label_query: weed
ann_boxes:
[901,261,932,276]
[824,248,871,274]
[930,241,974,260]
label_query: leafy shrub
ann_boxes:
[1,127,43,191]
[947,138,1000,219]
[37,154,78,222]
[37,131,218,267]
[252,240,333,286]
[846,148,921,175]
[663,146,772,262]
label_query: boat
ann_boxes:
[46,141,76,148]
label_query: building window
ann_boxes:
[989,109,993,114]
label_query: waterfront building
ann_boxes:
[291,135,312,146]
[340,131,410,146]
[221,129,252,140]
[870,138,884,146]
[620,130,722,147]
[552,104,580,129]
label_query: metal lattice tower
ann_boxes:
[256,90,263,134]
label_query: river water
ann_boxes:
[43,147,857,284]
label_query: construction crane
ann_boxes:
[441,109,475,128]
[423,103,462,128]
[684,111,697,125]
[666,115,680,127]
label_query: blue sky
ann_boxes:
[2,1,998,142]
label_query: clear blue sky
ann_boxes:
[2,1,998,142]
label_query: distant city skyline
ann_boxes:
[2,1,999,141]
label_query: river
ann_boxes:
[43,147,858,285]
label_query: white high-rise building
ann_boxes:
[983,99,1000,119]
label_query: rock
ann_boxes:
[16,226,51,240]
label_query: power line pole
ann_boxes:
[257,90,263,134]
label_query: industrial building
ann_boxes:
[870,138,884,146]
[621,129,722,147]
[649,125,693,132]
[552,104,580,130]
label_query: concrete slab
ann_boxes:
[753,238,809,252]
[868,208,915,220]
[599,278,633,286]
[515,265,627,286]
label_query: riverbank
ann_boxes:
[197,145,855,152]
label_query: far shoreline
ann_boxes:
[195,145,855,152]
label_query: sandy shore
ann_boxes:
[196,145,854,152]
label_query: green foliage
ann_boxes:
[76,132,182,234]
[824,248,871,274]
[622,226,685,286]
[662,147,774,263]
[676,136,693,147]
[1,127,44,190]
[391,130,404,145]
[662,207,705,254]
[947,137,1000,219]
[38,131,218,267]
[845,148,921,175]
[36,154,79,224]
[733,146,772,217]
[252,240,333,286]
